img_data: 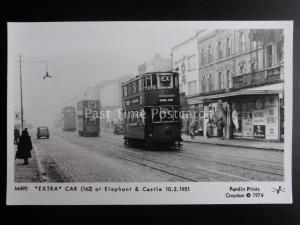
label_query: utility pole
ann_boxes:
[19,55,24,131]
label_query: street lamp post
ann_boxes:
[18,54,51,131]
[19,55,24,131]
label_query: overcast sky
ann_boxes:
[9,22,197,127]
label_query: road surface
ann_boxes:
[32,129,284,182]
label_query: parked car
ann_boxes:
[113,123,125,135]
[37,127,50,139]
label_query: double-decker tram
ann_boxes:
[121,71,182,149]
[61,106,77,131]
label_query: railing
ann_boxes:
[232,65,282,89]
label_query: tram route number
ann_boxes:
[165,186,190,192]
[81,186,93,192]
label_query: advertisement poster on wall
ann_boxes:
[265,95,279,140]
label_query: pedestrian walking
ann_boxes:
[14,128,20,145]
[15,129,33,165]
[217,118,224,139]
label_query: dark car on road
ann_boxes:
[113,123,125,135]
[37,127,50,139]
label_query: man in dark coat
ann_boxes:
[16,129,33,165]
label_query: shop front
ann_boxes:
[188,89,283,142]
[231,94,281,141]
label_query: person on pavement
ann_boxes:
[217,118,225,139]
[14,128,20,145]
[15,128,33,165]
[189,118,196,140]
[206,119,213,138]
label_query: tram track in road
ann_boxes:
[53,130,283,181]
[99,143,280,181]
[53,131,247,181]
[99,131,283,167]
[100,139,283,181]
[96,135,284,179]
[84,140,252,181]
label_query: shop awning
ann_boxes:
[187,89,283,105]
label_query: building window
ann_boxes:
[227,69,232,88]
[126,83,131,96]
[122,86,127,97]
[188,81,196,96]
[239,64,244,74]
[203,49,207,65]
[250,60,256,72]
[207,44,213,64]
[209,72,214,91]
[132,81,137,94]
[266,44,273,68]
[226,37,231,57]
[200,49,204,66]
[217,41,223,60]
[187,55,196,70]
[277,41,284,63]
[219,71,224,90]
[239,31,245,53]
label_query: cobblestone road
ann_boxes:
[32,129,284,182]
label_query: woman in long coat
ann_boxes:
[16,129,33,165]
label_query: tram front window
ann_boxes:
[151,106,179,123]
[151,107,160,122]
[160,106,174,122]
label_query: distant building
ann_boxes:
[96,74,134,128]
[138,54,172,74]
[81,86,99,100]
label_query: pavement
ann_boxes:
[181,134,284,151]
[14,146,40,183]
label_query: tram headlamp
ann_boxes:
[148,133,153,137]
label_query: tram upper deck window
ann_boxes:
[152,74,157,89]
[145,75,152,90]
[158,74,173,89]
[143,74,158,90]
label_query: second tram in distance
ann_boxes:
[121,71,182,149]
